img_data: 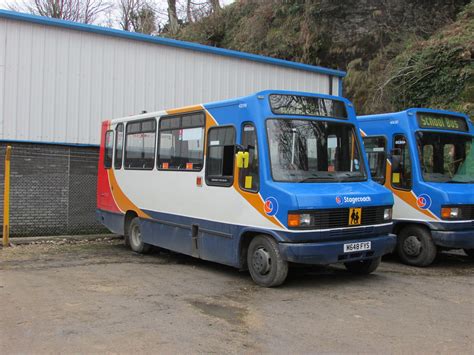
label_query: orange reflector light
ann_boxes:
[441,207,451,219]
[288,214,300,227]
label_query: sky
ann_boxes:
[0,0,235,29]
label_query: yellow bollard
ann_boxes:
[3,146,11,247]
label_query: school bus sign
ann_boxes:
[417,113,468,132]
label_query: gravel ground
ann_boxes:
[1,238,473,354]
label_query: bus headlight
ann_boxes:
[300,214,311,226]
[288,213,311,227]
[441,207,460,219]
[383,208,392,221]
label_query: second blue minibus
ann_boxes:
[358,108,473,266]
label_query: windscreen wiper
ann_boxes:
[299,175,335,183]
[342,175,365,180]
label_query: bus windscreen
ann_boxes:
[417,112,468,132]
[269,94,348,119]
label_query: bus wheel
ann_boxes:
[397,225,437,266]
[464,249,474,259]
[344,257,381,274]
[128,217,151,254]
[247,235,288,287]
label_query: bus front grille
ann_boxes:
[294,206,390,230]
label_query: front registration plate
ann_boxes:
[343,241,371,253]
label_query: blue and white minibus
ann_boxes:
[97,90,396,286]
[358,108,474,266]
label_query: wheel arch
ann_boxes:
[124,210,138,236]
[237,228,284,269]
[393,220,432,236]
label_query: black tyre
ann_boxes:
[397,225,437,266]
[124,234,131,247]
[344,257,381,274]
[247,235,288,287]
[464,249,474,259]
[128,217,151,254]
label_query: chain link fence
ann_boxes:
[0,143,108,237]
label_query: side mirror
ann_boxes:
[391,148,401,172]
[236,151,249,168]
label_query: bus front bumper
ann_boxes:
[432,229,474,249]
[278,234,397,265]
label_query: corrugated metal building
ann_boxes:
[0,10,346,236]
[0,10,345,146]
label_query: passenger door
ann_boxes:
[238,123,259,192]
[391,134,412,190]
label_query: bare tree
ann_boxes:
[9,0,110,24]
[167,0,179,34]
[130,3,157,34]
[182,0,214,23]
[186,0,193,23]
[118,0,158,34]
[118,0,138,31]
[208,0,220,13]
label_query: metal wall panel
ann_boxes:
[0,17,342,145]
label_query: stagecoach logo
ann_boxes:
[264,197,278,216]
[336,196,372,205]
[416,194,432,210]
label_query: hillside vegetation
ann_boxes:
[171,0,473,118]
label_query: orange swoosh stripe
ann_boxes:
[108,169,151,219]
[385,160,438,220]
[232,165,285,229]
[166,104,217,127]
[166,105,203,115]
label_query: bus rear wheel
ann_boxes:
[128,217,151,254]
[464,249,474,259]
[247,235,288,287]
[397,225,437,266]
[344,257,381,274]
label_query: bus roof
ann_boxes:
[357,108,470,122]
[107,90,353,124]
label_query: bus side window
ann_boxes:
[124,119,156,170]
[363,136,386,184]
[114,123,124,169]
[391,134,412,190]
[206,126,235,187]
[104,130,114,169]
[157,112,205,171]
[239,123,259,192]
